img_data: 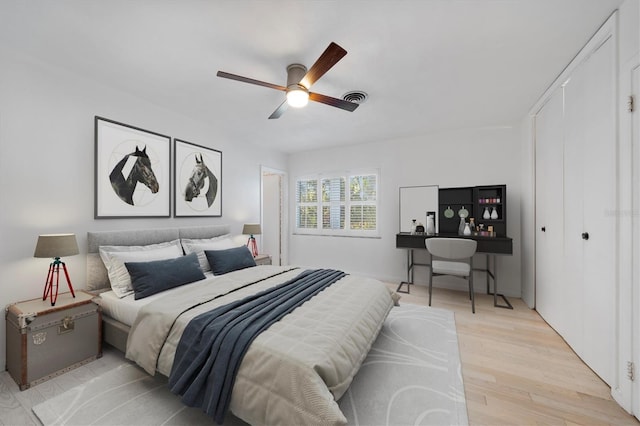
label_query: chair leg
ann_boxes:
[428,264,433,307]
[469,272,475,314]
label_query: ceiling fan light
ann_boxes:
[286,88,309,108]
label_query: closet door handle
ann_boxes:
[541,226,546,232]
[582,232,589,240]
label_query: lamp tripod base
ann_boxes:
[42,258,75,306]
[247,235,258,258]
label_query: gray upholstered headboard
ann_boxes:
[86,224,231,291]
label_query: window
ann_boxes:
[296,170,379,237]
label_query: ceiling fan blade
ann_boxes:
[300,42,347,89]
[309,92,359,112]
[217,71,287,91]
[268,100,289,119]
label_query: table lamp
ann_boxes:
[34,233,79,306]
[242,223,261,257]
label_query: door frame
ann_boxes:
[260,166,288,266]
[625,58,640,417]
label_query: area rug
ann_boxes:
[32,303,467,426]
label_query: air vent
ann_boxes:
[342,91,368,104]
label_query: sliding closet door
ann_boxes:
[535,89,565,336]
[534,13,617,389]
[579,36,616,386]
[563,65,587,359]
[563,36,616,385]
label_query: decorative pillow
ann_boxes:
[181,235,239,273]
[125,252,206,300]
[99,240,183,298]
[205,246,257,276]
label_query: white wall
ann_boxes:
[0,48,287,369]
[520,114,536,308]
[288,126,522,297]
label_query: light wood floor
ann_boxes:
[390,283,639,425]
[1,286,638,425]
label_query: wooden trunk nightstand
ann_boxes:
[254,254,272,265]
[5,290,102,390]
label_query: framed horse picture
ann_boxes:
[174,139,222,217]
[94,116,171,218]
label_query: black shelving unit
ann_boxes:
[474,185,507,237]
[437,185,507,237]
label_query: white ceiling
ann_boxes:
[0,0,624,153]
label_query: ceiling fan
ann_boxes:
[216,42,359,119]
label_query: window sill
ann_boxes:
[292,233,381,239]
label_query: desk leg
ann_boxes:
[492,255,497,307]
[397,249,413,294]
[486,255,491,294]
[410,249,414,283]
[486,255,513,309]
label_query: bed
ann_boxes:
[87,225,395,425]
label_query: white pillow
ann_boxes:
[99,239,183,298]
[181,235,240,272]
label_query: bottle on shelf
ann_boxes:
[483,207,490,220]
[410,219,417,234]
[491,208,499,220]
[426,214,435,236]
[463,222,471,235]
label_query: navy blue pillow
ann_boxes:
[125,252,206,300]
[205,246,257,275]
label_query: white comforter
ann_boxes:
[125,265,394,425]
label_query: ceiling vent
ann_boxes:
[342,91,368,104]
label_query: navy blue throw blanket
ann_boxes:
[168,268,346,424]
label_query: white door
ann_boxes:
[563,61,587,359]
[536,34,616,386]
[558,64,587,355]
[579,36,616,386]
[563,36,616,385]
[534,88,565,335]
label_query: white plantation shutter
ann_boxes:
[296,179,318,229]
[321,177,345,230]
[295,170,379,237]
[349,174,377,230]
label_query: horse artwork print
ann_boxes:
[95,116,170,218]
[184,153,218,208]
[174,139,222,217]
[109,146,159,205]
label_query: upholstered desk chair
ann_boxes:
[425,238,478,313]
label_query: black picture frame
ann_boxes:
[94,116,171,218]
[174,139,222,217]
